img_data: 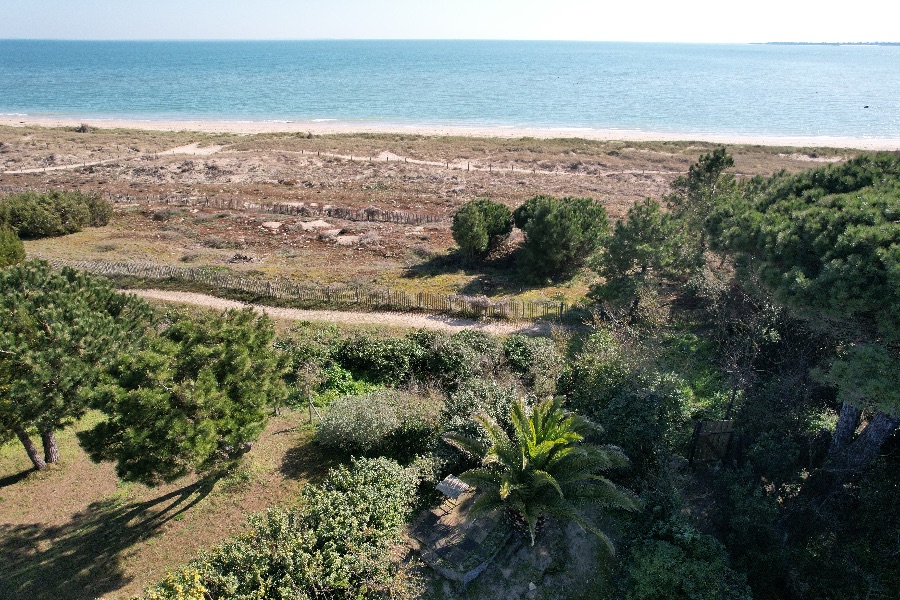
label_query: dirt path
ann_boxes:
[129,289,556,335]
[3,141,223,174]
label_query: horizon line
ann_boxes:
[0,37,874,44]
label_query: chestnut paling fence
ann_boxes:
[0,184,444,226]
[43,258,571,321]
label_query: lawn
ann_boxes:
[0,408,331,600]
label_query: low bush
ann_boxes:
[427,330,501,390]
[315,390,444,459]
[502,334,563,395]
[0,190,112,238]
[443,377,523,439]
[313,364,378,406]
[142,457,421,600]
[561,332,692,476]
[627,518,751,600]
[0,226,25,267]
[334,329,502,391]
[335,332,430,385]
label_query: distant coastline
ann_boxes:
[3,40,899,143]
[3,116,900,151]
[764,41,900,46]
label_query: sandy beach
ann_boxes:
[3,116,899,150]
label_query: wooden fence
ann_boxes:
[43,258,570,322]
[0,185,444,226]
[688,420,736,466]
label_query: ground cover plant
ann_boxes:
[141,457,421,600]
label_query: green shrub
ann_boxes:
[0,226,24,267]
[142,457,420,600]
[627,518,751,600]
[502,334,563,395]
[332,329,503,391]
[315,390,444,459]
[335,332,430,384]
[561,332,692,475]
[313,364,378,406]
[444,377,523,433]
[512,195,609,280]
[0,190,112,238]
[451,198,513,260]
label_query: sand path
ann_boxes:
[2,141,223,174]
[128,289,556,336]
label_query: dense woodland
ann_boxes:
[1,149,898,599]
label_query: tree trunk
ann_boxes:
[40,428,60,464]
[841,412,900,472]
[14,426,46,470]
[828,402,862,458]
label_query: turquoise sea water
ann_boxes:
[1,40,898,138]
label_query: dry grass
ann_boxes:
[3,125,855,306]
[0,409,332,600]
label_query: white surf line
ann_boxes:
[128,288,555,336]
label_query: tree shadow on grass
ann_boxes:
[0,468,33,489]
[279,441,342,483]
[403,251,550,298]
[0,477,216,600]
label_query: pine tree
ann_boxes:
[79,308,289,485]
[0,261,151,470]
[0,226,24,267]
[513,195,609,280]
[451,199,513,261]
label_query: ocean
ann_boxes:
[1,40,898,138]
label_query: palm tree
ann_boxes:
[444,397,639,552]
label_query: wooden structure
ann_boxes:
[688,419,736,466]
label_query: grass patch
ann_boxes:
[0,409,317,600]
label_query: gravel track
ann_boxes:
[128,289,556,335]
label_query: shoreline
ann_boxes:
[3,116,900,151]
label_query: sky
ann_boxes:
[1,0,897,43]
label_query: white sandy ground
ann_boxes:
[128,289,557,335]
[1,140,224,174]
[3,116,900,151]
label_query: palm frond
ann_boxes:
[531,469,564,498]
[451,395,636,547]
[442,431,489,460]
